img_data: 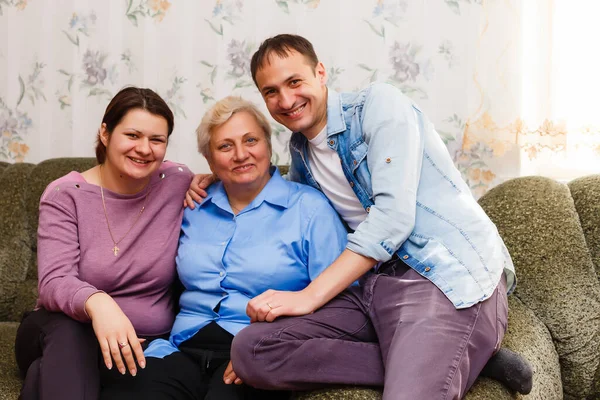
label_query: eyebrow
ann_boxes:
[124,128,167,139]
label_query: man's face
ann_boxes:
[255,50,328,140]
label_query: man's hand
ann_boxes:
[223,361,243,385]
[246,289,319,323]
[85,292,145,376]
[184,174,217,209]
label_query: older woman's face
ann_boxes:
[208,111,271,191]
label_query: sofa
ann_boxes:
[0,157,599,400]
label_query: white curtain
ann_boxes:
[1,0,598,196]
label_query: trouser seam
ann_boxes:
[442,303,482,400]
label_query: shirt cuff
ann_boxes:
[346,236,395,263]
[71,287,102,322]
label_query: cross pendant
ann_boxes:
[112,245,119,256]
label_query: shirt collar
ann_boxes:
[198,166,289,213]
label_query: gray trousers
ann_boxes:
[231,260,508,400]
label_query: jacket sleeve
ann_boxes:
[346,83,424,262]
[37,189,100,322]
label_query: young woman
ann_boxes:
[14,87,193,399]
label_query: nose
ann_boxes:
[233,144,248,161]
[278,88,295,110]
[136,137,151,156]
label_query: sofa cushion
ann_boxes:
[568,174,600,397]
[479,176,600,399]
[0,163,36,322]
[0,321,22,399]
[569,175,600,278]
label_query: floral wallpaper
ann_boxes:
[1,0,598,196]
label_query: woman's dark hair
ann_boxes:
[95,87,174,163]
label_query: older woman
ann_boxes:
[14,87,193,399]
[101,96,348,400]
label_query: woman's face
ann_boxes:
[101,108,168,184]
[208,111,272,192]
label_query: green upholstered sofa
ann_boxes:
[1,157,599,400]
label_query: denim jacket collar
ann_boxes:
[326,88,346,137]
[290,87,346,153]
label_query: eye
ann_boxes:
[151,138,167,143]
[218,143,232,151]
[263,89,276,96]
[246,137,258,143]
[125,133,138,138]
[290,79,301,86]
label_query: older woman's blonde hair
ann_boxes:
[196,96,272,160]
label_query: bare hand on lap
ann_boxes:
[184,174,217,209]
[247,289,319,323]
[85,292,145,376]
[223,360,243,385]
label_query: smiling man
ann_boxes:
[190,34,533,399]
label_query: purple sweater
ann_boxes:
[36,161,193,336]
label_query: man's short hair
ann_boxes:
[250,34,319,86]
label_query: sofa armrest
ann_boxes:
[466,295,562,399]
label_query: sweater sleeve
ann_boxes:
[37,189,100,322]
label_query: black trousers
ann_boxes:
[100,322,290,400]
[15,308,166,400]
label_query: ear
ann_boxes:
[315,62,328,86]
[99,123,110,147]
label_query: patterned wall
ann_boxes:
[1,0,598,197]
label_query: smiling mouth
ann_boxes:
[128,157,152,165]
[233,164,254,172]
[283,104,306,118]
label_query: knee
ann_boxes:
[43,314,96,351]
[231,324,280,389]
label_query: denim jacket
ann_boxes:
[289,83,516,309]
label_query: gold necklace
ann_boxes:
[99,166,151,256]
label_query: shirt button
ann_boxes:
[160,173,166,179]
[329,140,335,146]
[219,271,224,277]
[221,292,227,297]
[349,181,354,188]
[366,206,371,213]
[424,267,431,272]
[402,255,409,260]
[353,160,358,166]
[178,167,183,172]
[385,157,391,163]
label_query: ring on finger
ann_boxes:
[118,341,129,349]
[266,302,273,310]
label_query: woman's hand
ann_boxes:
[247,289,319,323]
[184,174,217,209]
[223,361,243,385]
[85,292,145,376]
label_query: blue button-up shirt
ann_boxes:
[289,84,516,309]
[145,167,348,358]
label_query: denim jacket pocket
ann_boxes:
[349,140,368,173]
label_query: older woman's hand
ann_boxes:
[247,289,319,323]
[184,174,217,209]
[223,361,243,385]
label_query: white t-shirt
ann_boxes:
[307,127,367,230]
